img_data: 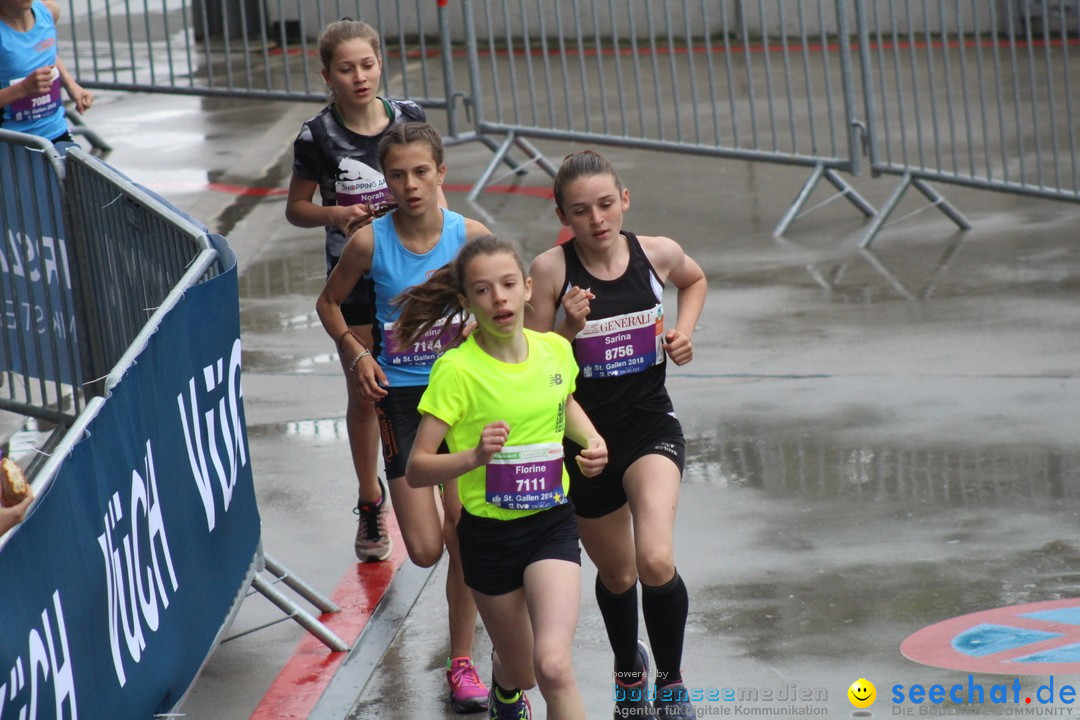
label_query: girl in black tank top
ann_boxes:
[557,230,673,418]
[526,150,707,720]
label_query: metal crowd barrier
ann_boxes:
[0,130,345,719]
[0,132,84,431]
[854,0,1080,246]
[54,1,1080,244]
[59,0,448,106]
[62,147,217,397]
[457,0,876,233]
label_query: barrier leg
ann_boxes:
[912,178,972,232]
[774,163,877,237]
[250,573,350,652]
[512,135,558,177]
[860,174,971,248]
[824,169,877,218]
[467,131,558,203]
[443,131,528,175]
[774,163,825,237]
[467,132,515,202]
[263,553,341,614]
[859,173,912,248]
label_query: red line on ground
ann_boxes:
[249,514,407,720]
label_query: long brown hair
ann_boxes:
[552,149,624,213]
[393,236,527,349]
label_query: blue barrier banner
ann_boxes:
[0,140,80,385]
[0,241,259,719]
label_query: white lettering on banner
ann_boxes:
[0,228,73,289]
[97,440,179,688]
[2,299,76,339]
[177,338,247,532]
[0,591,78,719]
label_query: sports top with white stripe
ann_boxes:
[557,231,674,418]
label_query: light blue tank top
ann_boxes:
[371,209,467,387]
[0,2,67,140]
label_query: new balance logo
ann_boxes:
[549,373,563,386]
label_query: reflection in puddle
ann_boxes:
[241,349,336,374]
[240,307,323,335]
[685,423,1080,677]
[247,417,348,442]
[685,425,1078,510]
[239,247,325,300]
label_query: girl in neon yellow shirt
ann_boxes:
[403,236,607,720]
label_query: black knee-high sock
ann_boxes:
[595,575,642,678]
[641,570,688,687]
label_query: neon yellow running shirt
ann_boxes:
[418,329,578,520]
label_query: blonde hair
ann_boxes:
[393,236,526,349]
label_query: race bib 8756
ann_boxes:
[574,304,663,379]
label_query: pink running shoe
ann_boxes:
[446,656,489,714]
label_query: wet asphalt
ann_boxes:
[38,89,1080,719]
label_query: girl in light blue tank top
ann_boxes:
[316,122,495,711]
[370,207,466,388]
[0,1,93,141]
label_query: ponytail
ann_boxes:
[393,235,526,349]
[392,263,465,351]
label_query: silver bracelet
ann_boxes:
[348,350,371,372]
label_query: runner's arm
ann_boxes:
[564,396,607,478]
[55,57,92,113]
[643,235,707,365]
[286,173,373,233]
[526,249,583,339]
[315,227,387,397]
[0,67,53,108]
[407,416,509,487]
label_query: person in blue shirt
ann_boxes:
[0,0,93,143]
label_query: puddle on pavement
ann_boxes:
[685,424,1078,510]
[246,417,348,443]
[238,243,325,300]
[717,234,1080,306]
[685,423,1080,674]
[241,348,336,374]
[237,242,336,372]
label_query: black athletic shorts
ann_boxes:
[327,252,375,326]
[376,384,447,479]
[565,410,685,519]
[457,503,581,596]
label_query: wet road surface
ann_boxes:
[36,89,1080,718]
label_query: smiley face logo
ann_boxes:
[848,678,876,708]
